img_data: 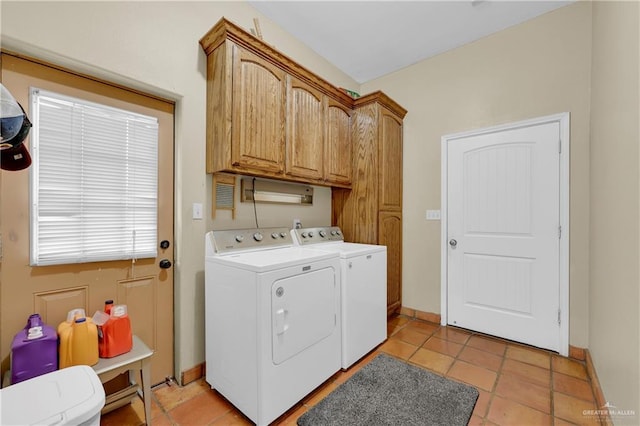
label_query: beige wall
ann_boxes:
[362,1,593,347]
[0,1,358,380]
[589,0,640,415]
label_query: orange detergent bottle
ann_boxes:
[97,304,132,358]
[58,315,99,368]
[104,299,114,315]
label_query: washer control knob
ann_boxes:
[331,230,337,236]
[319,230,327,238]
[336,230,342,236]
[301,232,308,238]
[280,231,287,238]
[235,235,244,243]
[253,232,263,242]
[308,231,314,238]
[271,232,279,239]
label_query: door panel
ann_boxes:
[378,109,403,212]
[0,54,174,385]
[447,122,560,351]
[117,277,159,364]
[286,76,324,180]
[34,287,89,324]
[378,211,402,315]
[324,101,352,185]
[232,46,285,173]
[271,268,336,365]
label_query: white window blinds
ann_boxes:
[30,88,159,266]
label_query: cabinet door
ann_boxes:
[378,108,403,211]
[286,76,324,180]
[232,46,286,174]
[324,100,352,186]
[347,103,379,244]
[378,211,402,315]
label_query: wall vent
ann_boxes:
[213,173,236,219]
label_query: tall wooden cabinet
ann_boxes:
[332,92,407,315]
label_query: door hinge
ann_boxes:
[558,225,562,239]
[558,309,561,326]
[559,139,562,154]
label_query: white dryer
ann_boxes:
[205,227,341,426]
[291,226,387,369]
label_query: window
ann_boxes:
[30,88,159,266]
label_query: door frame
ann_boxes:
[0,50,177,383]
[440,112,570,356]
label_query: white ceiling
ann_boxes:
[249,1,572,84]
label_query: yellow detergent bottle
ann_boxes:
[57,308,91,335]
[58,316,99,368]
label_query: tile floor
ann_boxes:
[101,315,603,425]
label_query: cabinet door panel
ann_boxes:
[286,77,324,180]
[378,211,402,315]
[379,109,403,211]
[232,46,286,173]
[325,101,352,186]
[347,104,379,244]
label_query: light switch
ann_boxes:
[193,203,203,220]
[426,210,441,220]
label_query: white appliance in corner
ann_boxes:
[204,227,341,426]
[291,226,387,369]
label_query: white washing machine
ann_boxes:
[291,226,387,369]
[205,227,342,426]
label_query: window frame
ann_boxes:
[29,87,160,266]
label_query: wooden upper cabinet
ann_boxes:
[378,108,403,212]
[286,76,324,180]
[232,46,286,174]
[200,18,355,187]
[324,100,352,186]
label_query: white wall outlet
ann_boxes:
[293,218,302,229]
[192,203,203,220]
[426,210,441,220]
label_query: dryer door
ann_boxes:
[272,267,337,365]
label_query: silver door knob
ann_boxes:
[449,239,457,247]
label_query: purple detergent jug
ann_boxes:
[10,313,58,384]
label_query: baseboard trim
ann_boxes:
[585,349,611,424]
[399,306,441,324]
[181,363,205,386]
[569,345,586,361]
[399,306,415,317]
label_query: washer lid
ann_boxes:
[305,242,387,259]
[0,365,105,426]
[207,246,339,272]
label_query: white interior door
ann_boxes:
[445,120,562,352]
